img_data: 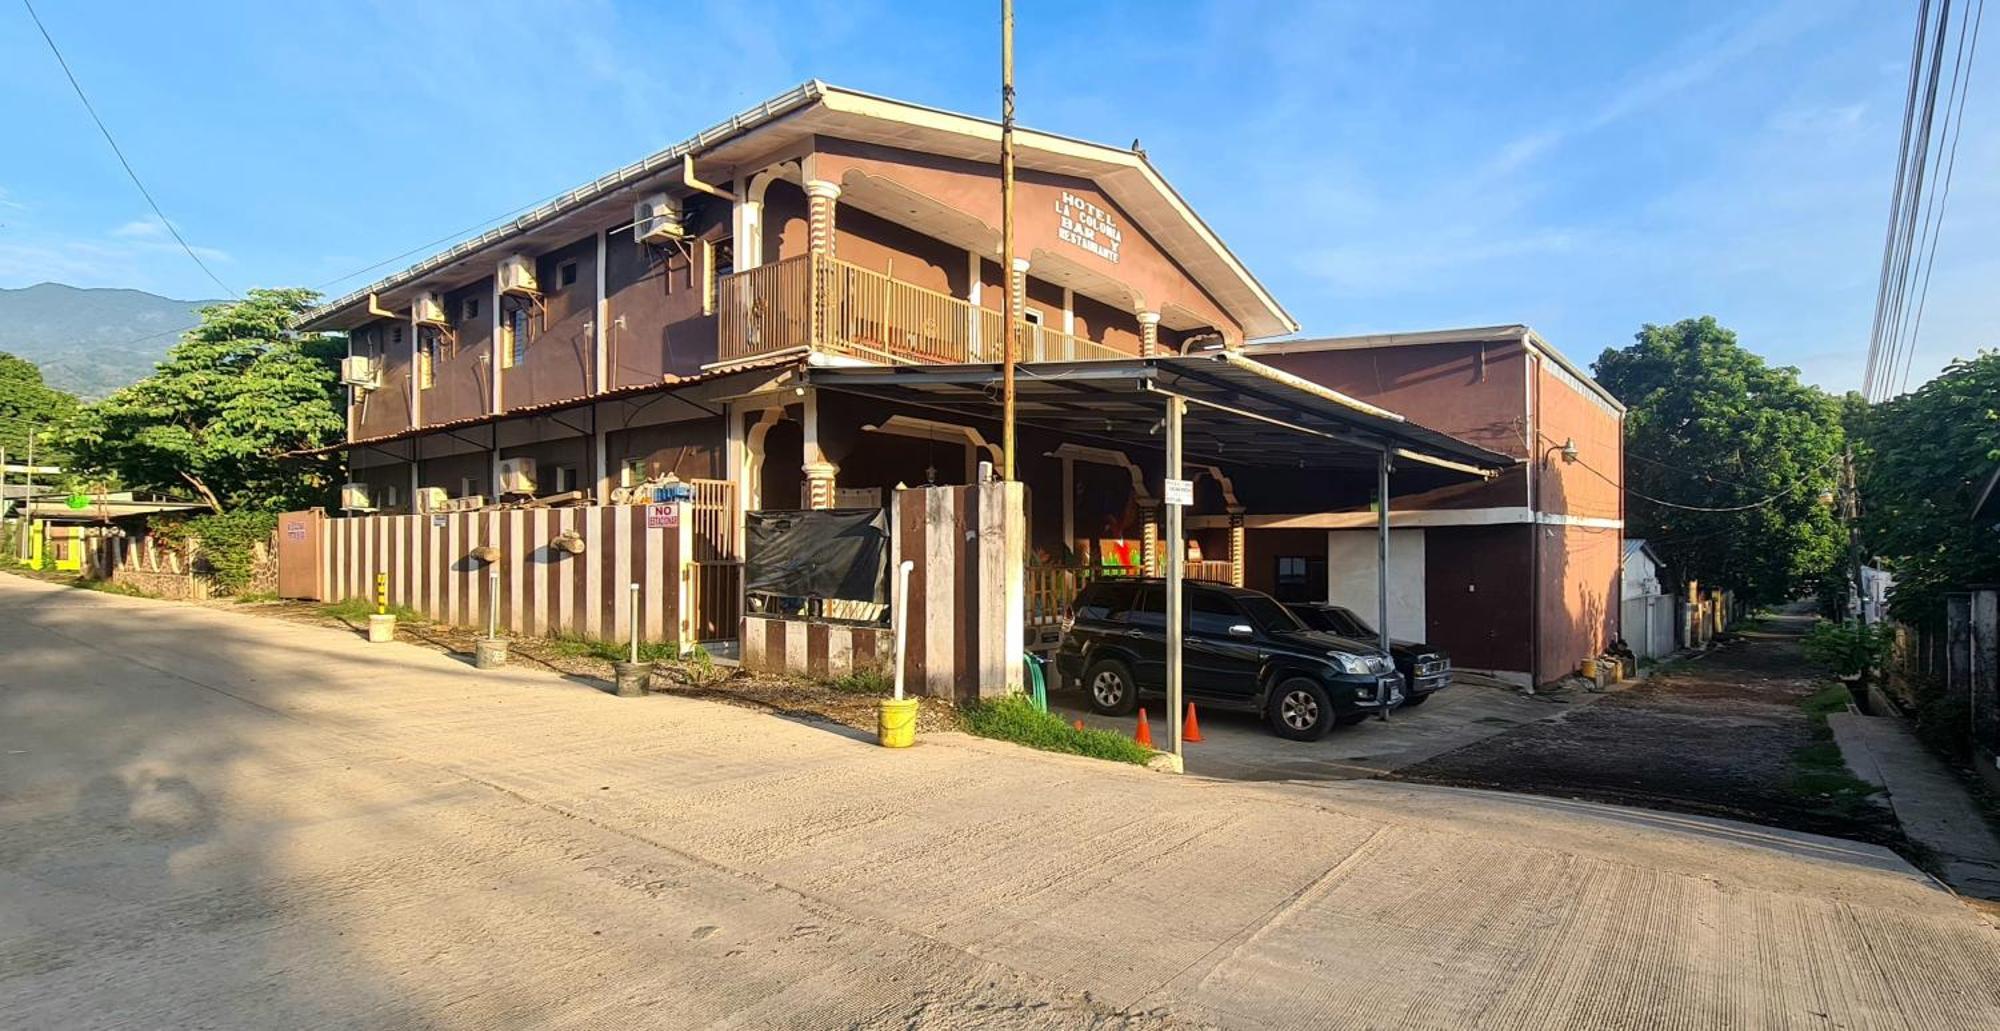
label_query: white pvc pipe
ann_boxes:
[487,566,500,639]
[629,582,641,663]
[893,559,915,701]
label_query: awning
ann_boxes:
[802,352,1518,479]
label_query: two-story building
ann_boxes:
[296,81,1533,688]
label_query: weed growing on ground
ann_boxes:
[233,591,280,604]
[546,632,678,664]
[78,579,150,598]
[827,666,894,695]
[319,597,421,623]
[959,694,1153,765]
[1788,682,1884,811]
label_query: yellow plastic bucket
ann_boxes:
[877,697,920,748]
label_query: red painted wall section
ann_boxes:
[1536,523,1621,682]
[502,234,597,408]
[422,277,494,426]
[604,195,729,386]
[350,318,412,440]
[1531,359,1623,521]
[1530,354,1624,681]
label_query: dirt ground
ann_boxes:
[1390,610,1908,848]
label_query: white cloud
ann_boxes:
[111,217,167,239]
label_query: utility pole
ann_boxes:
[1844,446,1866,622]
[18,426,34,560]
[999,0,1017,481]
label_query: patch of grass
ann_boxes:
[78,579,150,597]
[1788,682,1884,810]
[545,632,678,664]
[233,591,280,604]
[828,666,894,695]
[959,694,1154,765]
[319,597,421,623]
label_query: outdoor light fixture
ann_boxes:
[1544,438,1579,465]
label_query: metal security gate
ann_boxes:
[689,479,742,643]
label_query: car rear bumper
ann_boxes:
[1408,672,1452,695]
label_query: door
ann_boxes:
[1185,586,1263,701]
[275,510,324,600]
[1122,584,1169,687]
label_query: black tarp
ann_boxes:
[744,508,888,606]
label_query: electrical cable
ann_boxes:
[1864,0,1936,399]
[1897,0,1985,395]
[20,0,236,299]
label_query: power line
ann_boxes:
[1898,0,1985,395]
[19,0,237,300]
[1569,447,1841,514]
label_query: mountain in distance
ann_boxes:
[0,282,220,399]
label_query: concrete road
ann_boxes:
[4,576,1999,1029]
[1049,677,1585,781]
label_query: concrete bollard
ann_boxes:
[612,660,653,697]
[474,637,508,669]
[366,613,396,643]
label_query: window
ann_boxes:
[1237,594,1304,634]
[380,484,399,509]
[391,326,404,347]
[462,296,480,322]
[1188,588,1247,635]
[553,465,577,494]
[557,260,579,289]
[416,326,441,389]
[1022,309,1045,326]
[619,458,647,488]
[459,476,482,499]
[1076,580,1139,622]
[1125,584,1166,631]
[1273,555,1326,602]
[703,238,734,315]
[502,302,531,368]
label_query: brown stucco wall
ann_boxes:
[1535,523,1621,683]
[498,437,592,494]
[812,139,1244,343]
[418,451,491,499]
[607,417,725,482]
[1530,357,1623,521]
[422,278,495,426]
[604,196,729,387]
[502,234,597,408]
[1243,529,1327,599]
[350,319,413,440]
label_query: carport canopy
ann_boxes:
[804,351,1519,765]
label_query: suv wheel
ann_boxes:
[1083,659,1139,715]
[1268,678,1334,740]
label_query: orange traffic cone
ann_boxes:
[1073,719,1086,731]
[1184,702,1203,743]
[1134,709,1154,748]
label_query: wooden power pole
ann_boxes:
[999,0,1017,481]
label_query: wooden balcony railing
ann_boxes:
[718,253,1131,366]
[1024,561,1242,628]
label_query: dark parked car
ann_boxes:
[1054,578,1404,740]
[1284,603,1451,706]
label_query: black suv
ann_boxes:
[1054,578,1404,740]
[1285,603,1452,706]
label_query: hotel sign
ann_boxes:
[1056,192,1121,263]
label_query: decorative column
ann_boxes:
[734,176,764,270]
[1227,506,1246,587]
[1137,310,1162,358]
[1139,502,1160,576]
[804,179,841,258]
[801,388,837,510]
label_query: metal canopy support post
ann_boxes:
[1165,394,1186,762]
[1377,446,1393,721]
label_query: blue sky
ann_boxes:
[2,0,1994,393]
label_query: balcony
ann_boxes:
[717,253,1130,366]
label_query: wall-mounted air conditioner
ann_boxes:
[497,457,538,496]
[340,355,379,390]
[498,254,538,295]
[413,486,449,513]
[633,193,684,245]
[412,291,448,326]
[340,482,377,512]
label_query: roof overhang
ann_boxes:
[297,82,1296,338]
[801,353,1517,481]
[1249,324,1626,414]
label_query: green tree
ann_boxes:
[0,351,80,465]
[1852,352,2000,623]
[1593,316,1846,606]
[61,288,345,512]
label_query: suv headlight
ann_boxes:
[1328,651,1370,675]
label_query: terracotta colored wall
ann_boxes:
[350,319,412,440]
[1536,523,1621,682]
[1243,529,1327,598]
[1530,357,1623,520]
[835,205,965,297]
[422,278,494,426]
[1422,525,1533,675]
[502,234,596,408]
[604,196,729,387]
[417,451,490,498]
[1259,341,1529,511]
[812,139,1244,343]
[1071,292,1143,355]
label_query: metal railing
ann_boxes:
[718,254,1132,366]
[1025,560,1239,629]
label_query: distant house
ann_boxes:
[1621,539,1674,659]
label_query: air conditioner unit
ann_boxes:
[633,193,684,245]
[340,355,378,390]
[497,457,538,496]
[413,486,449,513]
[340,482,376,512]
[498,254,539,295]
[412,291,448,326]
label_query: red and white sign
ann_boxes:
[646,504,678,529]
